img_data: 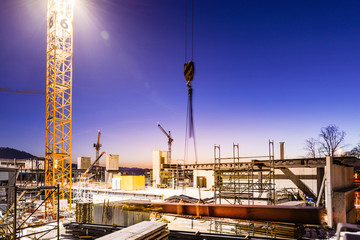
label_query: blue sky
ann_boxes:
[1,0,360,167]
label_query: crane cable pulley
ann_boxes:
[184,60,194,138]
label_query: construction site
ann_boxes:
[1,0,360,239]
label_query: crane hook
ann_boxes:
[184,61,195,82]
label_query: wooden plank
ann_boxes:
[97,221,167,240]
[153,231,169,240]
[143,229,168,240]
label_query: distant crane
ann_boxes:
[81,151,106,178]
[157,122,174,162]
[93,130,102,167]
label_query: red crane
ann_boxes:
[93,130,102,167]
[81,151,106,178]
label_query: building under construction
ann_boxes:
[0,141,359,239]
[1,0,360,239]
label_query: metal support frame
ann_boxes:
[280,168,316,200]
[168,159,185,189]
[45,0,74,218]
[15,158,45,188]
[209,218,303,239]
[73,177,93,203]
[214,141,275,205]
[160,159,193,189]
[0,185,60,239]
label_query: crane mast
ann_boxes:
[45,0,74,218]
[157,123,174,163]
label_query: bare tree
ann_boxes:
[318,125,346,157]
[304,138,318,158]
[346,144,360,158]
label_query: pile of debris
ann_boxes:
[164,194,214,203]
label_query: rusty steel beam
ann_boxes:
[280,168,317,200]
[183,157,360,170]
[123,201,324,225]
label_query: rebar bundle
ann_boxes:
[76,202,93,223]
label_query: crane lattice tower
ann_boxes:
[45,0,73,217]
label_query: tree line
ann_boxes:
[304,124,360,158]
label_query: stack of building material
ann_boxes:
[93,201,150,226]
[63,222,124,239]
[76,202,93,223]
[97,221,168,240]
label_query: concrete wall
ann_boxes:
[332,164,353,191]
[77,157,91,169]
[152,150,168,187]
[193,170,214,189]
[0,159,45,170]
[325,156,355,228]
[333,187,358,225]
[94,203,150,226]
[106,154,119,171]
[24,159,45,170]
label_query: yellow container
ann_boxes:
[114,176,145,191]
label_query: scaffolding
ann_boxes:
[0,185,60,239]
[169,159,185,189]
[160,159,189,189]
[72,177,93,203]
[214,141,275,205]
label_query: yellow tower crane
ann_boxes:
[157,122,174,163]
[45,0,74,218]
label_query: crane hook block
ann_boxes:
[184,61,195,82]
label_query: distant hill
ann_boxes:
[119,167,150,175]
[0,147,38,159]
[73,165,149,175]
[0,148,150,174]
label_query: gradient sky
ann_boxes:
[1,0,360,168]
